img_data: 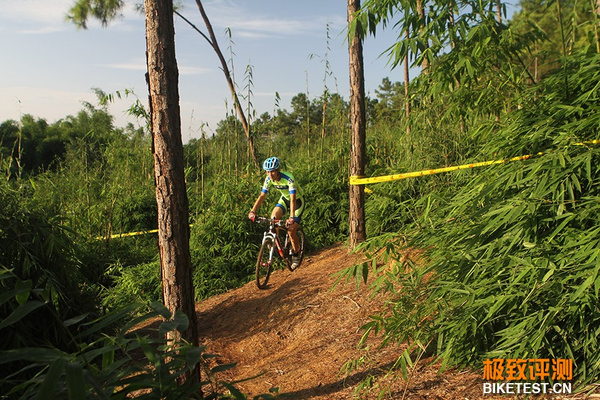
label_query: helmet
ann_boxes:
[262,157,280,171]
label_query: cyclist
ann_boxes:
[248,157,304,269]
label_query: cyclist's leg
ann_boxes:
[287,198,304,254]
[272,197,299,253]
[271,203,285,219]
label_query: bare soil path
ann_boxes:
[195,244,497,399]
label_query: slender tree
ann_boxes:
[348,0,367,247]
[417,0,430,74]
[497,0,503,22]
[69,0,261,170]
[596,0,600,52]
[144,0,199,357]
[403,29,411,137]
[68,0,200,385]
[179,0,261,169]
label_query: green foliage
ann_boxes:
[0,300,279,399]
[102,260,162,309]
[511,0,599,80]
[299,161,349,248]
[189,178,259,299]
[0,183,98,352]
[24,112,154,239]
[67,0,125,29]
[355,0,507,70]
[341,51,600,387]
[415,147,600,383]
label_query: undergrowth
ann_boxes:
[339,52,600,390]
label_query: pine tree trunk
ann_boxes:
[596,0,600,53]
[403,29,411,138]
[496,0,502,22]
[348,0,366,247]
[417,0,429,74]
[144,0,200,383]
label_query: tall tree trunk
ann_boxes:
[144,0,200,383]
[417,0,429,74]
[348,0,366,247]
[449,1,457,49]
[496,0,502,22]
[403,29,411,139]
[595,0,600,53]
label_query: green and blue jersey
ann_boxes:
[261,171,302,200]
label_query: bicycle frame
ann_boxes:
[254,216,305,288]
[260,218,288,261]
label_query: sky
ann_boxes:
[1,1,469,141]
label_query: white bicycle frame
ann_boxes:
[259,218,287,261]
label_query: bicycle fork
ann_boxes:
[261,232,278,264]
[263,231,284,260]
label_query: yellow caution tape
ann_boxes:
[96,224,194,240]
[96,140,600,238]
[97,229,158,240]
[350,140,600,186]
[350,153,544,185]
[576,139,600,146]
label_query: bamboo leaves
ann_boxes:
[0,302,248,399]
[340,50,600,388]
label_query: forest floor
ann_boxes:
[190,243,591,400]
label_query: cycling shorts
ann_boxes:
[275,196,305,222]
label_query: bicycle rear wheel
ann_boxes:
[285,227,305,272]
[256,237,274,289]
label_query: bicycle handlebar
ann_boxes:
[253,216,286,227]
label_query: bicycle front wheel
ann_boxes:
[256,237,274,289]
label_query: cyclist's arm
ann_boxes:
[289,192,297,218]
[251,192,267,214]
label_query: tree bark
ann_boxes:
[417,0,429,74]
[403,29,411,138]
[596,0,600,53]
[496,0,502,23]
[348,0,367,247]
[144,0,200,383]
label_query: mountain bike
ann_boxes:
[253,217,305,289]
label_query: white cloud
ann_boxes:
[105,60,146,72]
[234,31,272,40]
[225,17,313,36]
[182,0,345,40]
[3,0,73,26]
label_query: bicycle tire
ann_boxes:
[256,237,274,289]
[286,227,305,272]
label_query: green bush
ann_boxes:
[102,260,162,309]
[0,184,98,352]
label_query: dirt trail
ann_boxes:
[195,244,490,399]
